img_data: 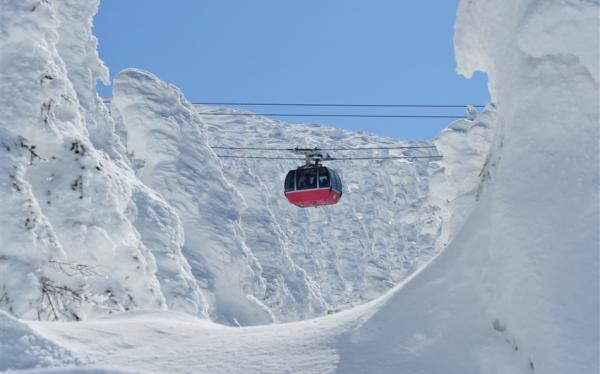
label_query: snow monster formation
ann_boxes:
[335,0,599,372]
[0,0,596,373]
[0,0,454,325]
[0,0,205,320]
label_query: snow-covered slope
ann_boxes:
[108,68,447,325]
[0,0,204,320]
[0,0,448,326]
[334,0,600,368]
[2,0,598,372]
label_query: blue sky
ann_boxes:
[93,1,489,141]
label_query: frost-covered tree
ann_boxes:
[0,0,204,320]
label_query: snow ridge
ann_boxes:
[1,0,597,373]
[0,0,203,320]
[0,0,444,326]
[110,68,444,324]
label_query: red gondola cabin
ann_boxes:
[284,166,342,207]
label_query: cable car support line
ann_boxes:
[192,102,485,108]
[215,147,441,208]
[215,155,442,161]
[211,145,437,151]
[196,113,467,119]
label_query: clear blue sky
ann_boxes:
[93,1,489,141]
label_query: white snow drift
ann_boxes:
[0,0,449,325]
[109,68,452,325]
[0,0,597,373]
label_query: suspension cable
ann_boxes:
[210,145,436,151]
[215,155,442,161]
[328,155,442,160]
[216,155,301,160]
[197,113,465,119]
[102,99,479,118]
[192,102,484,108]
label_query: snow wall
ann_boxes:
[334,0,599,373]
[0,0,597,372]
[0,0,452,326]
[0,0,203,320]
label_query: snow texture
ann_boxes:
[0,0,204,321]
[0,0,444,326]
[1,0,598,372]
[108,67,444,325]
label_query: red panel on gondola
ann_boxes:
[285,188,341,207]
[284,165,343,207]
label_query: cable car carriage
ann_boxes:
[214,144,441,208]
[284,149,342,207]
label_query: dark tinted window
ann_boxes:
[296,167,317,190]
[331,170,342,192]
[284,170,296,192]
[330,169,338,190]
[318,167,330,188]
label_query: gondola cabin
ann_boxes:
[284,166,342,207]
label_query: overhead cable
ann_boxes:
[216,155,302,160]
[328,155,442,160]
[193,102,485,108]
[318,145,436,151]
[210,145,437,151]
[216,155,442,161]
[198,113,465,119]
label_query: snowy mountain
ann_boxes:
[1,0,463,326]
[0,0,190,320]
[108,67,468,325]
[1,0,598,373]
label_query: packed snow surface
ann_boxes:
[1,0,598,373]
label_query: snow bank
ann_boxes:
[109,68,444,325]
[453,1,599,371]
[335,0,599,372]
[0,311,78,371]
[5,0,597,371]
[111,68,280,324]
[0,0,203,321]
[1,0,444,326]
[429,105,496,247]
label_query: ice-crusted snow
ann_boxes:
[109,67,446,325]
[0,0,204,321]
[0,0,447,326]
[1,0,598,373]
[1,0,161,319]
